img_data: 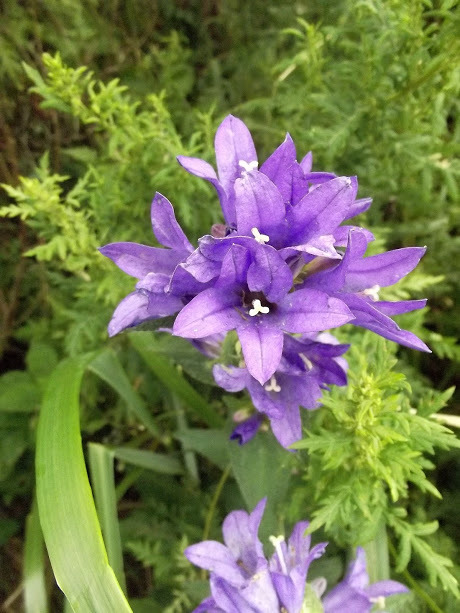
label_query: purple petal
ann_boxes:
[184,541,245,586]
[259,134,297,202]
[286,521,312,566]
[303,171,337,184]
[222,500,266,572]
[210,576,259,613]
[215,115,258,194]
[176,156,230,223]
[375,299,427,316]
[299,151,313,174]
[173,288,241,338]
[344,547,369,590]
[365,580,409,598]
[150,192,193,253]
[288,177,356,244]
[343,294,431,352]
[247,246,293,303]
[291,235,341,259]
[136,272,169,292]
[322,583,370,613]
[181,249,222,283]
[230,415,263,445]
[277,289,355,333]
[213,364,249,392]
[192,596,220,613]
[271,573,301,613]
[269,403,303,449]
[333,226,374,247]
[168,263,213,296]
[234,171,286,244]
[217,245,252,289]
[344,196,372,221]
[237,322,284,385]
[345,247,426,291]
[99,242,180,278]
[108,290,181,336]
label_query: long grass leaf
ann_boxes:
[88,443,127,594]
[23,497,48,613]
[36,356,132,612]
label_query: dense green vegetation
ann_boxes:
[0,1,458,611]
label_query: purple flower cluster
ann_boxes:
[184,498,408,613]
[101,115,429,447]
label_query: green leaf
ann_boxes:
[175,428,230,471]
[130,332,223,428]
[36,356,132,612]
[89,349,159,435]
[24,498,48,613]
[26,342,59,382]
[88,444,127,594]
[228,430,294,540]
[113,447,184,475]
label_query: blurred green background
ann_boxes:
[0,1,459,611]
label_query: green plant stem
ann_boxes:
[202,464,232,542]
[388,539,443,613]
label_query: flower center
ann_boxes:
[264,375,281,392]
[238,159,258,173]
[362,284,380,301]
[251,227,270,244]
[300,354,313,370]
[249,299,270,316]
[370,595,386,609]
[269,535,288,575]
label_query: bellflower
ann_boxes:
[184,498,327,613]
[173,242,354,385]
[322,547,408,613]
[185,499,407,612]
[214,334,349,448]
[100,193,202,336]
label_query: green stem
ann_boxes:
[388,540,442,613]
[202,464,232,542]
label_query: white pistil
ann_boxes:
[251,227,270,244]
[238,159,258,173]
[249,299,270,317]
[264,375,281,393]
[369,595,386,610]
[269,535,288,575]
[300,354,313,370]
[362,284,381,302]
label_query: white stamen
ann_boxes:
[369,595,386,609]
[238,159,258,173]
[300,354,313,370]
[249,299,270,316]
[264,375,281,393]
[310,577,328,598]
[269,535,288,575]
[362,284,380,301]
[251,227,270,244]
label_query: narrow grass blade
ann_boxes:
[24,497,48,613]
[130,332,223,428]
[89,349,159,435]
[88,443,127,594]
[36,356,132,612]
[113,447,184,475]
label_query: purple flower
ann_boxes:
[184,498,280,612]
[100,193,197,336]
[214,333,349,448]
[172,242,354,386]
[185,498,327,613]
[303,228,430,352]
[322,547,408,613]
